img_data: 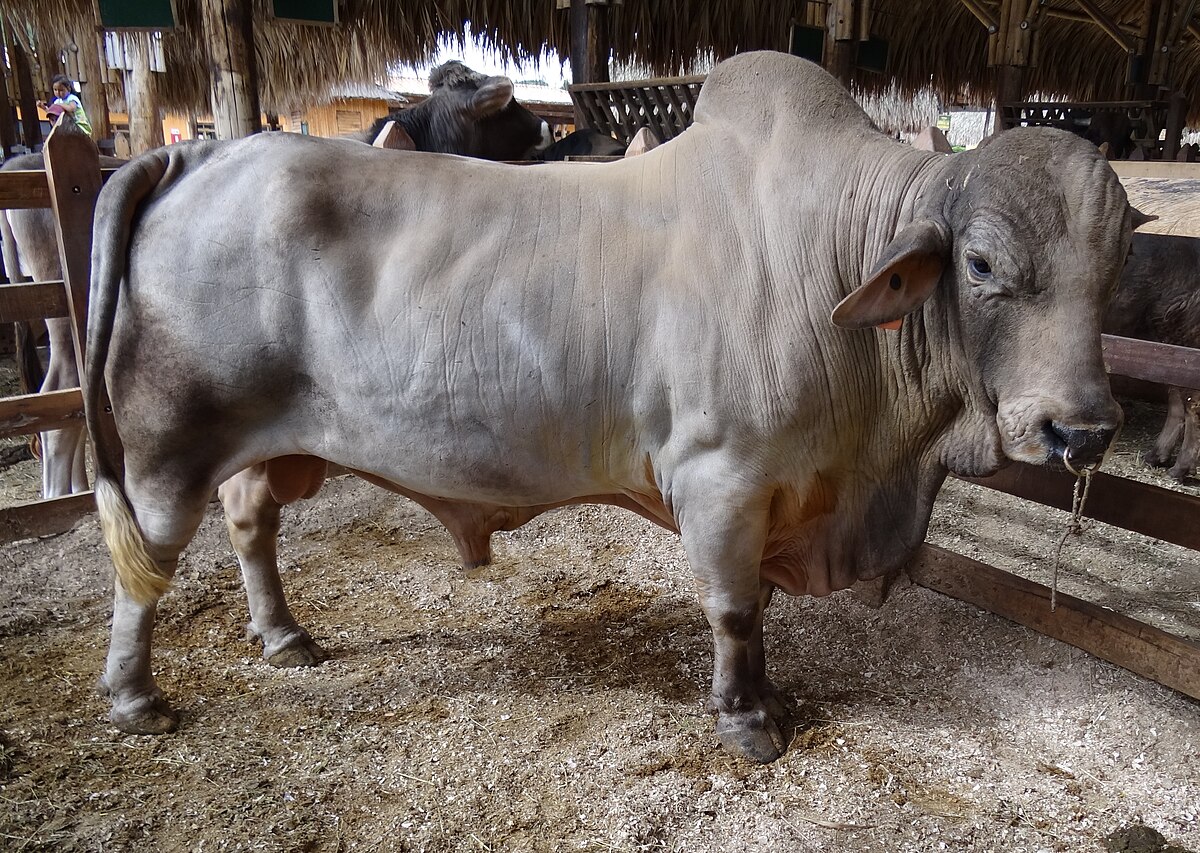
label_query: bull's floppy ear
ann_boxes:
[1131,205,1158,230]
[831,219,950,330]
[470,77,515,118]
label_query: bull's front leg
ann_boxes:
[218,463,328,667]
[39,318,89,498]
[1168,392,1200,482]
[676,484,786,763]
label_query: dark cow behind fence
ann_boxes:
[1106,232,1200,482]
[363,60,550,159]
[87,52,1140,763]
[537,129,627,160]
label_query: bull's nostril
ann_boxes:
[1050,422,1117,466]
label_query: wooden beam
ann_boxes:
[0,167,119,211]
[0,281,69,323]
[0,388,84,440]
[961,0,1000,34]
[1072,0,1138,52]
[0,169,51,209]
[961,462,1200,552]
[1041,5,1141,34]
[1102,333,1200,388]
[0,491,95,543]
[908,544,1200,701]
[1112,159,1200,177]
[1165,0,1200,49]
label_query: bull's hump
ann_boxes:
[694,51,876,138]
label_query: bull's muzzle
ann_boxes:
[1045,421,1118,470]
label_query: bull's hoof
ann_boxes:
[1168,466,1197,484]
[1142,451,1171,469]
[110,695,179,735]
[715,709,785,764]
[265,635,329,668]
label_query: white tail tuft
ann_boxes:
[95,478,171,604]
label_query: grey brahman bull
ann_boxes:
[87,52,1142,762]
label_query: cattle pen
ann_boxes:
[1,126,1199,850]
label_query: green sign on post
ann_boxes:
[97,0,178,30]
[272,0,339,25]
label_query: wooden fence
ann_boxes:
[0,128,105,541]
[1,121,1197,702]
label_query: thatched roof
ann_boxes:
[4,1,1200,120]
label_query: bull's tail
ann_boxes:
[87,147,184,604]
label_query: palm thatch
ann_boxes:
[4,1,1200,120]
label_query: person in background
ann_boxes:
[35,75,92,136]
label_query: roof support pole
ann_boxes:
[8,38,42,151]
[126,34,163,155]
[74,29,111,144]
[990,0,1033,133]
[824,0,857,87]
[199,0,261,140]
[1130,0,1162,97]
[0,20,18,158]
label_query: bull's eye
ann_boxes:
[968,256,992,279]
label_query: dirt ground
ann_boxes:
[1,391,1198,852]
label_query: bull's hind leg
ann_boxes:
[675,478,785,763]
[218,461,329,667]
[39,318,88,498]
[101,480,210,734]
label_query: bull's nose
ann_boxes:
[1048,422,1118,468]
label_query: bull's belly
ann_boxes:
[262,409,649,510]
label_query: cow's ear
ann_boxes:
[831,219,950,330]
[1131,205,1158,230]
[470,77,515,118]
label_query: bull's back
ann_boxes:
[114,134,672,501]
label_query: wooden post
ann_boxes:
[200,0,262,140]
[126,35,164,155]
[9,39,43,151]
[587,3,611,83]
[42,124,101,392]
[75,30,112,143]
[1130,0,1161,98]
[0,39,18,157]
[569,0,590,126]
[824,0,857,87]
[991,0,1032,133]
[1148,0,1173,86]
[1163,90,1187,159]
